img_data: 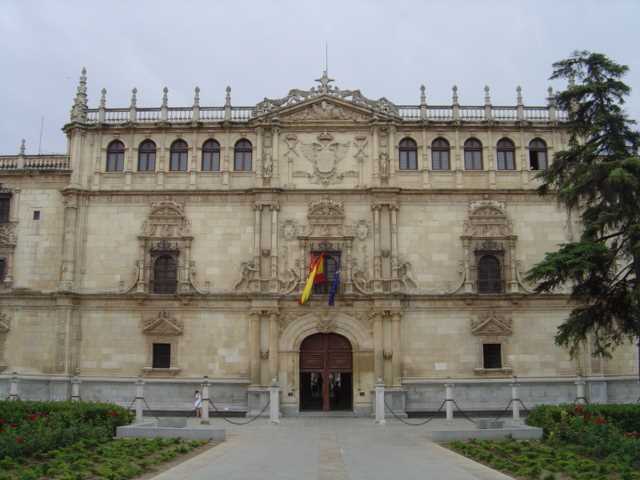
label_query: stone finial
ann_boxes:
[225,86,232,107]
[100,88,107,109]
[547,86,555,105]
[19,139,25,156]
[484,85,491,105]
[516,86,523,106]
[420,84,426,106]
[162,87,168,108]
[194,86,200,107]
[70,66,88,121]
[130,88,138,108]
[452,85,459,104]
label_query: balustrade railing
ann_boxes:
[137,108,161,123]
[103,109,129,123]
[167,107,192,122]
[524,107,549,122]
[397,106,421,120]
[230,107,255,121]
[459,106,485,121]
[492,107,518,121]
[200,107,225,121]
[0,155,70,171]
[426,106,453,121]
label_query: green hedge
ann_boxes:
[527,404,640,434]
[0,401,133,459]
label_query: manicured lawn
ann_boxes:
[446,404,640,480]
[0,437,208,480]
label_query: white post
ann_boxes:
[269,378,280,424]
[135,378,144,423]
[575,375,586,404]
[71,376,81,402]
[445,383,454,422]
[375,378,386,425]
[8,372,19,401]
[201,377,210,425]
[511,378,520,422]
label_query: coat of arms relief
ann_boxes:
[293,132,358,186]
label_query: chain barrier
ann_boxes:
[574,396,590,405]
[383,397,448,426]
[207,397,270,426]
[490,398,530,422]
[141,398,161,422]
[448,399,479,426]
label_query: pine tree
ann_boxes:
[526,51,640,356]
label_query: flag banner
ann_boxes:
[328,269,340,306]
[299,253,324,305]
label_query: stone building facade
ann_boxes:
[0,69,636,415]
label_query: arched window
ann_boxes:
[234,139,252,171]
[138,140,156,172]
[201,139,220,171]
[464,139,483,170]
[496,138,516,170]
[106,140,125,172]
[399,138,417,170]
[529,138,548,170]
[169,140,188,171]
[0,258,5,282]
[153,255,177,294]
[431,138,450,170]
[478,255,502,293]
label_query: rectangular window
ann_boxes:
[0,197,10,223]
[529,150,547,170]
[464,151,483,170]
[483,344,502,369]
[170,152,188,171]
[497,151,515,170]
[33,210,41,220]
[202,151,220,171]
[152,343,171,368]
[399,151,417,170]
[311,251,341,294]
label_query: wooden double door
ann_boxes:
[300,333,353,411]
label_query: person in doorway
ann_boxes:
[194,390,202,417]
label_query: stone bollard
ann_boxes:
[511,377,520,422]
[575,375,586,404]
[201,377,210,425]
[8,372,19,401]
[375,379,385,425]
[269,378,280,424]
[71,376,81,401]
[445,383,454,422]
[135,378,144,423]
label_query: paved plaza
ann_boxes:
[152,417,513,480]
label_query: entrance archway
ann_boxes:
[300,333,353,411]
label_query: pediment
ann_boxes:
[142,311,183,336]
[274,97,379,123]
[471,311,512,336]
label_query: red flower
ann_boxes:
[27,414,40,421]
[9,424,17,429]
[0,418,5,425]
[108,411,119,417]
[15,436,24,444]
[574,405,585,415]
[593,416,607,425]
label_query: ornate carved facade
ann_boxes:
[0,69,635,413]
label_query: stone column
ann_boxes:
[462,238,473,293]
[200,377,210,424]
[268,311,279,383]
[269,379,280,424]
[390,204,399,285]
[272,127,280,179]
[249,312,261,385]
[371,127,379,177]
[375,380,385,425]
[135,378,144,423]
[256,127,263,177]
[372,204,382,289]
[270,204,279,291]
[445,383,454,422]
[391,312,402,387]
[508,238,519,293]
[383,312,392,386]
[60,192,79,291]
[373,313,384,384]
[253,203,262,284]
[71,376,81,401]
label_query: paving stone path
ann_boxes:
[152,417,513,480]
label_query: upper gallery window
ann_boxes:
[483,343,502,369]
[234,139,252,171]
[477,255,502,293]
[153,254,178,294]
[0,258,5,282]
[311,252,341,295]
[0,195,10,223]
[431,138,450,170]
[170,140,188,171]
[152,343,171,369]
[202,139,221,171]
[398,138,418,170]
[106,140,125,172]
[138,140,156,172]
[464,139,483,170]
[529,138,548,170]
[496,138,516,170]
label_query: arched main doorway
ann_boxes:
[300,333,353,411]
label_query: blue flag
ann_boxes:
[328,269,340,306]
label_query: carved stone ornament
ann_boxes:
[471,311,513,336]
[463,200,513,238]
[308,196,345,223]
[282,100,369,122]
[282,219,301,241]
[353,220,369,241]
[298,132,354,185]
[142,311,183,336]
[141,201,192,239]
[0,223,17,246]
[0,312,9,334]
[316,311,337,333]
[254,71,399,118]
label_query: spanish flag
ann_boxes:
[299,253,324,305]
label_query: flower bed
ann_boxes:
[447,404,640,480]
[0,401,210,479]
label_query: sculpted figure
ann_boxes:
[234,261,258,290]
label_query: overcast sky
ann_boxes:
[1,0,639,154]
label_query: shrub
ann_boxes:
[0,401,133,459]
[527,404,640,434]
